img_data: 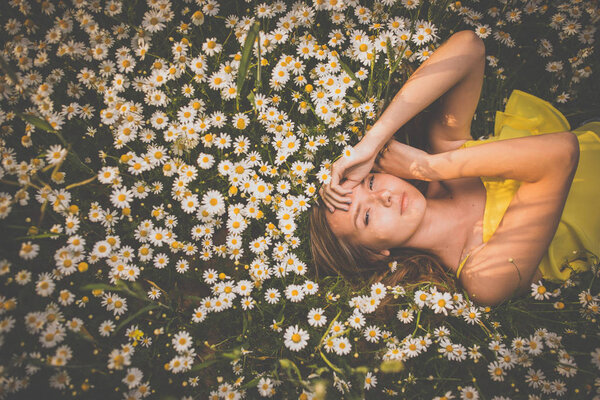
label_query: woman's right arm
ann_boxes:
[416,131,580,184]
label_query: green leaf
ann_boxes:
[255,26,262,90]
[367,54,376,98]
[222,348,242,359]
[14,232,65,240]
[17,112,57,133]
[236,21,260,109]
[319,350,343,375]
[239,376,262,390]
[247,91,255,108]
[189,358,219,372]
[385,37,396,70]
[80,283,124,292]
[115,304,159,333]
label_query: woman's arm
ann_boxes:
[460,135,580,306]
[375,131,578,184]
[362,29,485,153]
[417,131,579,183]
[322,30,485,211]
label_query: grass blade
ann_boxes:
[236,21,260,110]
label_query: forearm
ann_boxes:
[361,30,485,151]
[424,131,579,183]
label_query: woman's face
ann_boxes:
[325,172,427,253]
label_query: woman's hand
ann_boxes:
[319,140,379,212]
[373,139,434,181]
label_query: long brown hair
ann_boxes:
[309,107,458,322]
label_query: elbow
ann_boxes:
[469,290,506,307]
[564,131,580,171]
[463,270,510,307]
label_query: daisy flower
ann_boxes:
[363,325,381,343]
[284,284,305,303]
[348,311,366,330]
[174,259,189,274]
[412,28,432,46]
[19,241,40,260]
[468,344,482,362]
[227,214,248,235]
[433,326,450,340]
[36,272,55,297]
[545,61,564,73]
[257,377,274,397]
[111,296,128,316]
[148,288,161,300]
[172,331,192,353]
[474,24,491,39]
[197,153,215,169]
[459,386,479,400]
[430,292,453,315]
[202,37,222,56]
[397,308,414,324]
[463,307,481,325]
[414,289,430,308]
[110,186,133,209]
[202,190,226,215]
[363,371,377,390]
[401,0,419,10]
[192,306,208,323]
[283,325,309,352]
[232,113,250,130]
[432,391,454,400]
[307,308,327,327]
[488,360,506,382]
[526,336,544,355]
[45,145,67,165]
[438,338,457,360]
[303,280,318,295]
[333,336,352,356]
[122,367,143,389]
[556,92,570,103]
[531,280,551,300]
[240,297,255,311]
[264,288,281,304]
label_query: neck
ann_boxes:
[402,191,467,266]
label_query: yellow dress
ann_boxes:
[455,90,600,283]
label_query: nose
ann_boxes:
[371,189,392,207]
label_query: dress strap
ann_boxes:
[456,253,471,279]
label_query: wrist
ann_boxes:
[360,122,392,153]
[415,153,439,181]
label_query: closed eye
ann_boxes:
[365,175,374,225]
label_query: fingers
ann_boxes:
[325,183,352,210]
[319,185,352,212]
[328,167,353,197]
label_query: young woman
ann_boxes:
[309,30,600,307]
